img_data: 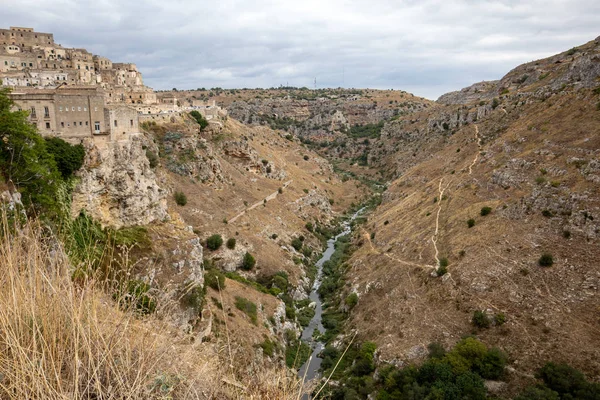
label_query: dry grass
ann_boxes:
[0,211,308,399]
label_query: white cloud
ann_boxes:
[1,0,598,99]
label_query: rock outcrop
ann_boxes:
[72,134,168,228]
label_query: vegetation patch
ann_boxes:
[234,296,258,325]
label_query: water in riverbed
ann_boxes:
[297,208,364,388]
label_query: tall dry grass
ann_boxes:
[0,212,309,399]
[0,214,222,399]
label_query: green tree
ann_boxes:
[44,137,85,178]
[0,87,62,216]
[206,234,223,250]
[242,252,256,270]
[189,110,208,130]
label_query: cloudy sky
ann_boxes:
[2,0,598,99]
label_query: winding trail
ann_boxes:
[468,125,482,175]
[361,227,435,271]
[228,180,292,223]
[431,178,451,267]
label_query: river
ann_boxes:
[297,208,364,388]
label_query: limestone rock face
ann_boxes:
[72,134,168,228]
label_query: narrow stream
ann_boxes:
[298,208,364,388]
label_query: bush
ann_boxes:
[467,218,475,228]
[234,296,257,325]
[303,155,309,161]
[241,252,256,270]
[226,238,236,249]
[439,257,449,268]
[480,206,492,216]
[206,234,223,251]
[189,110,208,130]
[472,310,490,328]
[437,265,448,277]
[174,191,187,206]
[494,313,506,326]
[145,149,159,168]
[345,292,358,309]
[204,269,225,291]
[305,222,314,232]
[291,238,303,251]
[44,137,85,178]
[539,253,554,267]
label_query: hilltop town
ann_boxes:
[0,26,226,146]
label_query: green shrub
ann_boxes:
[259,338,276,357]
[44,137,85,178]
[181,284,205,313]
[242,252,256,270]
[206,234,223,251]
[345,292,358,309]
[305,222,314,232]
[480,206,492,216]
[491,98,500,109]
[174,191,187,206]
[234,296,257,325]
[542,209,554,218]
[437,265,448,277]
[291,237,303,251]
[189,110,208,130]
[204,269,225,291]
[562,230,571,239]
[145,149,159,168]
[467,218,475,228]
[226,237,236,249]
[494,313,506,326]
[539,253,554,267]
[303,155,309,160]
[439,257,449,268]
[472,310,490,328]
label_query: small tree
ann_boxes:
[204,269,225,291]
[189,110,208,130]
[480,206,492,216]
[472,310,490,328]
[226,238,236,249]
[291,238,303,251]
[467,218,475,228]
[539,253,554,267]
[206,234,223,251]
[241,252,256,270]
[174,191,187,206]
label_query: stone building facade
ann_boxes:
[10,87,139,147]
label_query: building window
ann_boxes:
[71,107,75,111]
[73,121,76,127]
[44,107,49,118]
[30,107,36,118]
[79,122,82,126]
[94,107,97,112]
[85,121,88,126]
[114,120,117,127]
[61,122,64,128]
[59,106,62,112]
[94,121,100,133]
[77,107,81,111]
[83,107,87,111]
[130,119,134,127]
[45,122,50,129]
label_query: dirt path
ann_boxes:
[228,180,293,223]
[468,125,482,175]
[431,178,451,267]
[361,228,435,271]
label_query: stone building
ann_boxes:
[9,86,139,147]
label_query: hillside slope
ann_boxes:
[340,35,600,393]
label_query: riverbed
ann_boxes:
[298,208,364,386]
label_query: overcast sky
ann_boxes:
[2,0,598,99]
